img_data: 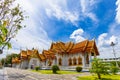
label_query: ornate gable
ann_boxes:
[30,49,39,58]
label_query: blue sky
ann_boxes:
[1,0,120,58]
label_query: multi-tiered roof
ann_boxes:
[12,40,99,63]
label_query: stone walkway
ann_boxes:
[0,68,8,80]
[0,69,4,80]
[5,68,91,80]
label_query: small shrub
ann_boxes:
[35,66,40,71]
[52,65,60,74]
[110,66,119,74]
[76,66,82,72]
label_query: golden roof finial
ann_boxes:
[92,37,96,41]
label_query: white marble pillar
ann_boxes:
[89,53,92,68]
[82,54,85,68]
[62,54,68,66]
[76,54,78,65]
[94,53,96,58]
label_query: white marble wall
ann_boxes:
[20,60,29,69]
[16,64,21,68]
[53,52,92,68]
[13,52,93,69]
[28,58,41,69]
[12,63,16,68]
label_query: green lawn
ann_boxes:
[31,70,80,74]
[78,74,120,80]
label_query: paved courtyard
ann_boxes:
[3,68,90,80]
[0,69,4,80]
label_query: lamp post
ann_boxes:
[110,42,119,67]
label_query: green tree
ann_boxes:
[0,0,25,54]
[90,58,109,79]
[5,53,19,66]
[0,58,5,65]
[110,61,120,67]
[110,65,119,74]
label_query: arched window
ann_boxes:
[78,57,82,65]
[73,57,76,65]
[68,58,72,66]
[86,54,89,64]
[58,58,62,66]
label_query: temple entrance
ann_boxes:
[29,58,40,69]
[78,57,82,65]
[73,57,77,65]
[58,58,62,66]
[68,58,72,66]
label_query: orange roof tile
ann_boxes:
[42,50,56,59]
[65,41,74,52]
[39,54,46,61]
[27,50,33,56]
[20,50,27,58]
[17,40,99,63]
[50,41,74,54]
[70,40,99,55]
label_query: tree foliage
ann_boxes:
[110,65,119,75]
[52,65,60,74]
[0,0,25,54]
[110,61,120,67]
[90,58,109,79]
[6,53,19,64]
[0,58,5,65]
[0,53,19,67]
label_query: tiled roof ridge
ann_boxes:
[66,41,74,53]
[82,40,89,52]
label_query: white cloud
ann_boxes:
[70,29,85,42]
[80,0,99,22]
[116,0,120,23]
[99,2,120,58]
[80,0,86,13]
[97,33,120,58]
[13,0,52,50]
[69,0,120,59]
[0,0,52,58]
[86,13,98,22]
[70,29,120,58]
[45,0,99,26]
[0,0,103,59]
[80,0,98,13]
[110,0,120,34]
[98,33,118,47]
[45,1,79,26]
[98,33,108,47]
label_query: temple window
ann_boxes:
[86,54,89,64]
[91,53,94,56]
[58,58,62,66]
[73,57,77,65]
[48,60,52,66]
[68,58,72,66]
[78,57,82,65]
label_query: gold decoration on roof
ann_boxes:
[13,39,99,64]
